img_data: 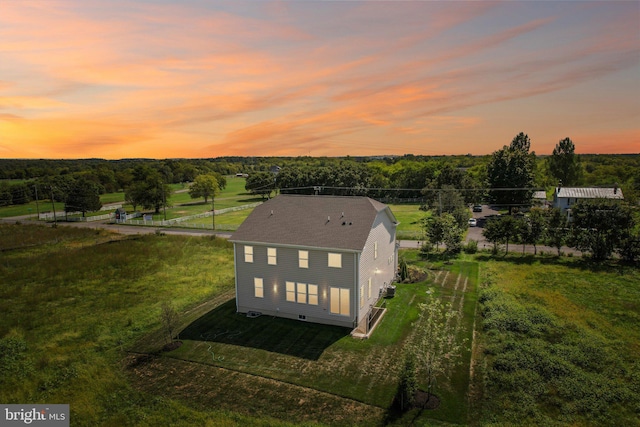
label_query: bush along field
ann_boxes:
[473,256,640,426]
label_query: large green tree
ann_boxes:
[482,215,521,254]
[570,200,634,260]
[65,178,103,217]
[547,137,583,186]
[486,132,536,213]
[421,185,468,228]
[246,172,276,199]
[125,166,171,214]
[545,207,569,255]
[423,212,463,254]
[519,207,546,255]
[188,174,220,203]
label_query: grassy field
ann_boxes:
[0,178,428,239]
[472,254,640,426]
[2,222,637,426]
[0,224,294,426]
[388,204,427,239]
[0,224,477,426]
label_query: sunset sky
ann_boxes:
[1,1,639,159]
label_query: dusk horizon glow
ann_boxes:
[1,0,639,159]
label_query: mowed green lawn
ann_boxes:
[130,248,478,426]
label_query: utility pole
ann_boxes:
[163,187,167,221]
[34,184,40,218]
[49,186,57,226]
[159,179,167,222]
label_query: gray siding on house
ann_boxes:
[230,195,399,329]
[234,242,358,328]
[357,211,397,324]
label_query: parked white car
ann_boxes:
[468,218,477,227]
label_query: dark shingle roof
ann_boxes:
[230,195,396,251]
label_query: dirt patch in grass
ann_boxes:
[124,354,386,427]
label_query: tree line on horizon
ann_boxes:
[1,133,638,215]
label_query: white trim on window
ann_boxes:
[308,284,318,305]
[299,250,309,269]
[328,252,342,268]
[330,287,350,316]
[267,247,277,265]
[254,277,263,298]
[297,283,307,304]
[286,281,295,302]
[244,245,253,263]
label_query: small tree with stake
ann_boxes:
[412,295,466,404]
[160,302,179,346]
[398,257,409,282]
[395,354,418,412]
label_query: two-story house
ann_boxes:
[229,195,398,330]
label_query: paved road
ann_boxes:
[399,204,578,255]
[2,206,576,255]
[0,215,233,239]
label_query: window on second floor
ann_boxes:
[299,250,309,269]
[244,245,253,263]
[328,252,342,268]
[267,247,277,265]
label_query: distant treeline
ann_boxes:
[0,153,638,206]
